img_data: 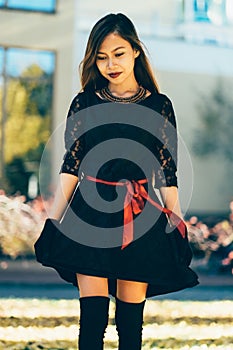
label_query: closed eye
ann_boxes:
[96,56,106,61]
[115,52,124,57]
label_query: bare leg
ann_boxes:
[77,273,109,297]
[117,279,148,302]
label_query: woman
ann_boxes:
[43,13,199,350]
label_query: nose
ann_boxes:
[107,57,117,68]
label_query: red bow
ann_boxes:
[86,176,186,249]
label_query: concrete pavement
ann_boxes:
[0,259,232,300]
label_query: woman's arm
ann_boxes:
[49,94,85,221]
[159,186,183,220]
[49,173,79,221]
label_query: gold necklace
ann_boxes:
[99,86,147,103]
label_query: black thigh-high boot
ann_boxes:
[115,298,146,350]
[78,296,110,350]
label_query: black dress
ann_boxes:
[43,89,199,298]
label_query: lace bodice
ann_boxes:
[60,90,178,188]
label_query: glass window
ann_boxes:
[0,0,56,13]
[6,48,55,77]
[0,47,4,179]
[194,0,210,21]
[193,0,226,24]
[0,47,55,198]
[0,47,4,74]
[226,0,233,23]
[208,0,226,25]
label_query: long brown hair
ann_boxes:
[80,13,160,93]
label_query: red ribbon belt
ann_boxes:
[86,175,186,249]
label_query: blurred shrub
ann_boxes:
[187,202,233,274]
[0,191,46,259]
[0,190,233,275]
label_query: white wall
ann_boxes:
[1,0,232,213]
[73,5,233,213]
[144,38,233,213]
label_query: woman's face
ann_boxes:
[96,32,139,88]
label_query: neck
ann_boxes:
[108,81,139,98]
[100,86,147,103]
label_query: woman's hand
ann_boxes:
[159,186,183,221]
[49,173,79,221]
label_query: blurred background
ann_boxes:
[0,1,233,275]
[0,2,233,349]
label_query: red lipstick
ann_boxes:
[109,72,121,79]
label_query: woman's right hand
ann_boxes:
[49,173,79,221]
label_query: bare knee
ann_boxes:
[77,274,109,297]
[117,279,147,303]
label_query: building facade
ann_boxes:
[74,0,233,215]
[0,0,232,215]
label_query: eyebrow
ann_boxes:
[97,46,125,54]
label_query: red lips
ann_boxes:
[109,72,121,79]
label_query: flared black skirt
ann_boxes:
[36,178,199,298]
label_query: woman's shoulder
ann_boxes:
[149,90,173,106]
[67,91,93,117]
[70,89,102,110]
[69,90,87,108]
[142,90,173,114]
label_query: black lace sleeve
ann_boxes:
[59,93,86,178]
[154,96,178,188]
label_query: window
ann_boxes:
[193,0,226,25]
[194,0,210,21]
[0,47,55,198]
[0,47,4,184]
[0,0,56,13]
[182,0,233,47]
[0,47,3,74]
[225,0,233,23]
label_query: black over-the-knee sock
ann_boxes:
[115,298,145,350]
[78,296,110,350]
